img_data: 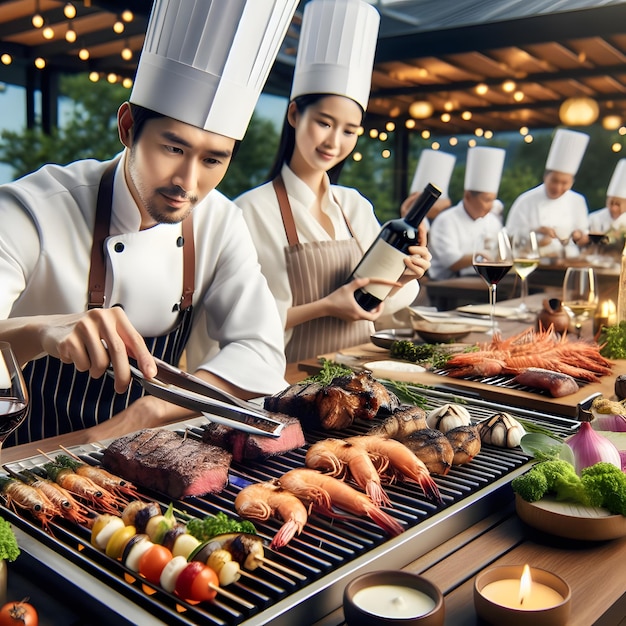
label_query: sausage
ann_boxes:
[513,367,579,397]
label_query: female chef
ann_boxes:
[0,0,298,445]
[236,0,430,363]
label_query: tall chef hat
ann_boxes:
[410,149,456,198]
[130,0,299,141]
[290,0,380,112]
[545,128,589,175]
[464,146,506,194]
[607,159,626,199]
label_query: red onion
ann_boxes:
[565,422,622,474]
[591,414,626,432]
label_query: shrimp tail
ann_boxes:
[416,474,443,505]
[365,480,392,508]
[269,518,303,549]
[365,506,404,537]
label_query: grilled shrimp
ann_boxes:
[278,468,404,537]
[0,476,60,530]
[345,436,443,505]
[43,462,125,515]
[55,452,139,500]
[3,466,91,525]
[305,438,391,507]
[234,480,309,549]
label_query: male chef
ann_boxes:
[0,0,299,445]
[506,128,590,257]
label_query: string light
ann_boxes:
[612,143,623,153]
[502,80,516,93]
[32,0,43,28]
[42,25,54,40]
[378,132,388,141]
[449,137,458,146]
[369,129,378,138]
[63,2,76,19]
[113,18,125,34]
[78,47,90,61]
[468,138,477,147]
[408,100,433,119]
[443,101,454,112]
[484,130,493,139]
[89,71,100,82]
[352,152,363,162]
[121,10,134,22]
[475,128,484,137]
[440,112,451,123]
[385,121,395,132]
[357,127,364,136]
[65,23,77,43]
[524,135,534,144]
[107,73,118,83]
[421,129,430,139]
[121,42,133,61]
[475,83,488,95]
[513,90,524,102]
[381,149,391,159]
[431,141,440,150]
[619,126,626,136]
[34,57,46,69]
[602,115,622,130]
[1,54,12,65]
[405,119,416,129]
[519,126,529,136]
[461,111,472,121]
[122,77,133,89]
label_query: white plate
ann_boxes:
[363,360,426,374]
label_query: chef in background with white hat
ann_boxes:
[429,146,506,280]
[400,149,456,221]
[237,0,430,362]
[0,0,299,445]
[589,159,626,234]
[506,128,590,257]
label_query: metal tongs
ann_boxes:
[127,357,285,438]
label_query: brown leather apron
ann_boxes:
[273,176,372,363]
[12,159,195,445]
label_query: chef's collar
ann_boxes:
[281,163,337,212]
[111,150,143,234]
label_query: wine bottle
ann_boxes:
[349,183,441,311]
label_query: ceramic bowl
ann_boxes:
[343,570,445,626]
[409,320,476,344]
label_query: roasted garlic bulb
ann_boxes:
[426,403,471,434]
[477,412,525,448]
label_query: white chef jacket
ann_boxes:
[0,153,287,395]
[505,184,589,257]
[428,201,503,281]
[236,165,419,347]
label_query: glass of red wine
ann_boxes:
[0,342,29,455]
[472,229,514,335]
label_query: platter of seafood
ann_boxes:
[0,372,582,626]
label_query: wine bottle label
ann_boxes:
[352,239,406,300]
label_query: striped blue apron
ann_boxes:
[8,160,195,445]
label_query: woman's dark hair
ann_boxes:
[128,103,241,156]
[266,94,363,184]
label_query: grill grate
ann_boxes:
[1,388,580,625]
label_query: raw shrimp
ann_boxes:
[43,462,125,515]
[3,466,91,525]
[305,438,391,507]
[234,480,309,549]
[278,468,404,537]
[0,476,60,530]
[345,436,443,504]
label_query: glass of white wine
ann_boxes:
[0,342,29,457]
[473,229,514,336]
[562,267,599,338]
[512,231,540,319]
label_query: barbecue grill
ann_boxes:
[0,387,580,626]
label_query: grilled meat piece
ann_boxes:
[402,428,454,475]
[101,428,232,499]
[201,413,305,462]
[264,371,399,431]
[368,404,427,439]
[445,425,481,465]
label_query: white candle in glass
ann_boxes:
[352,584,436,618]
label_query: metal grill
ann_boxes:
[0,388,580,626]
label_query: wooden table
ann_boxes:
[316,503,626,626]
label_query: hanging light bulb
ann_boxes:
[431,141,441,150]
[89,71,99,82]
[502,80,516,93]
[352,152,363,162]
[113,18,125,34]
[461,111,472,121]
[122,77,133,89]
[34,57,46,69]
[369,128,378,138]
[602,115,622,131]
[121,10,134,22]
[78,47,90,60]
[421,129,430,139]
[381,149,391,159]
[42,25,54,40]
[513,90,524,102]
[612,143,623,153]
[65,22,77,43]
[121,42,133,61]
[1,54,12,65]
[107,73,118,84]
[63,2,76,19]
[559,97,599,126]
[408,100,433,119]
[440,112,451,123]
[405,119,416,129]
[475,83,488,96]
[32,0,44,28]
[385,121,395,132]
[449,137,458,146]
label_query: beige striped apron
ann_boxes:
[273,176,372,363]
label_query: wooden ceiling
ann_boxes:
[1,0,626,135]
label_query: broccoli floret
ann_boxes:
[0,517,20,562]
[552,472,589,505]
[511,469,549,502]
[535,460,578,489]
[580,462,626,515]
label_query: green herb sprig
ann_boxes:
[599,322,626,360]
[303,359,354,385]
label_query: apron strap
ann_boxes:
[273,175,299,246]
[88,157,195,311]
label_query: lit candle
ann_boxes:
[594,298,617,333]
[352,584,437,618]
[480,564,564,610]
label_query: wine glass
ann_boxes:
[473,229,514,336]
[586,231,607,264]
[553,225,572,259]
[0,342,29,456]
[512,231,540,319]
[562,267,599,338]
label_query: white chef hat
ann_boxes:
[607,159,626,199]
[410,149,456,198]
[290,0,380,112]
[545,128,589,175]
[464,146,506,194]
[130,0,299,140]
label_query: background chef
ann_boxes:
[506,128,590,257]
[0,0,299,445]
[588,158,626,235]
[429,146,506,281]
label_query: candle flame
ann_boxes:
[519,564,532,605]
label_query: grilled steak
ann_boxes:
[101,428,232,499]
[201,413,305,462]
[264,371,399,430]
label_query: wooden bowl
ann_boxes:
[410,320,479,344]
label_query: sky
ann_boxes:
[0,86,288,185]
